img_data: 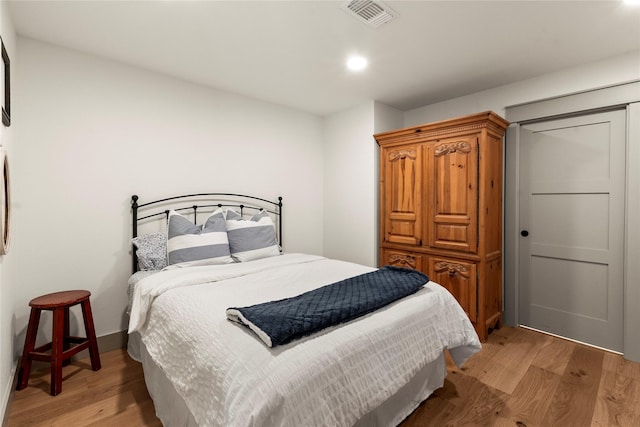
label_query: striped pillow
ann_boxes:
[226,209,281,262]
[167,210,234,267]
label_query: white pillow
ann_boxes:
[131,232,167,271]
[225,209,280,262]
[166,210,234,267]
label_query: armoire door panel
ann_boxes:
[426,136,478,252]
[382,145,423,245]
[387,217,419,245]
[435,224,469,249]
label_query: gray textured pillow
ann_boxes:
[167,210,234,267]
[131,232,167,271]
[225,209,280,262]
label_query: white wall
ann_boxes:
[0,1,16,421]
[322,102,377,267]
[373,102,403,134]
[8,38,325,362]
[372,102,403,266]
[321,101,404,268]
[404,50,640,126]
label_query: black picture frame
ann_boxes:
[0,148,10,255]
[1,37,10,127]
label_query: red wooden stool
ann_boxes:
[16,290,101,396]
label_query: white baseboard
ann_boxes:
[0,361,17,427]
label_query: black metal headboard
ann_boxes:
[131,193,283,273]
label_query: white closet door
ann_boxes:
[518,109,625,352]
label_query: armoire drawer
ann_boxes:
[380,249,424,271]
[428,257,477,323]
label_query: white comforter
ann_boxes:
[129,253,480,427]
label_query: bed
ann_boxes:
[126,193,481,426]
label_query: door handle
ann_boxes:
[521,230,529,237]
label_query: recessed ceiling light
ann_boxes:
[347,56,368,72]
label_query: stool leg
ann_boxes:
[16,308,41,390]
[81,299,101,371]
[62,306,71,367]
[50,307,65,396]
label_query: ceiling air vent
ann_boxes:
[343,0,396,28]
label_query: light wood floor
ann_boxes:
[6,326,640,426]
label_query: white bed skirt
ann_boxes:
[128,331,447,427]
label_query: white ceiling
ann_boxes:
[7,0,640,116]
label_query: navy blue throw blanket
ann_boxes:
[225,266,429,347]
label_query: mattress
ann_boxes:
[128,253,480,426]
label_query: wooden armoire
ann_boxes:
[375,111,509,342]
